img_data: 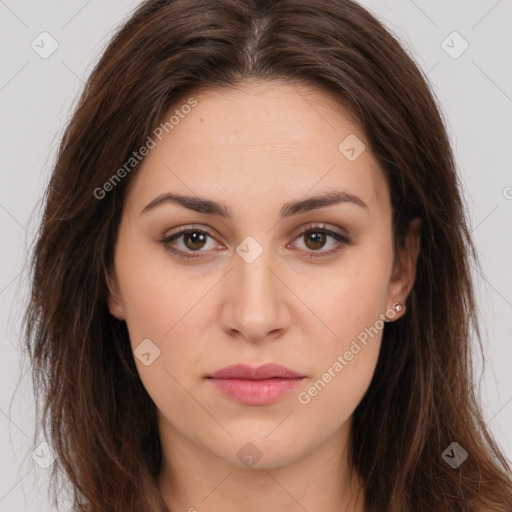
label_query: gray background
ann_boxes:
[1,0,511,510]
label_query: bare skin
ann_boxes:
[107,79,421,512]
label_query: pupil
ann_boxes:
[186,232,205,250]
[307,232,325,249]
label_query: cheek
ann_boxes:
[294,247,391,415]
[118,271,208,435]
[114,232,205,344]
[113,240,212,406]
[316,246,391,343]
[295,298,384,437]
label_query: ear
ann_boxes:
[105,268,126,320]
[386,217,421,320]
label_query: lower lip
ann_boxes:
[207,377,303,405]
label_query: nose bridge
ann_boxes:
[235,241,278,309]
[222,236,288,339]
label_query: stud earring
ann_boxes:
[384,302,406,323]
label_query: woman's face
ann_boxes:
[107,80,418,470]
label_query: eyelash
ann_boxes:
[159,223,350,260]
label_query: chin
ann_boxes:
[206,435,310,470]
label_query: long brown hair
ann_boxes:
[22,0,512,510]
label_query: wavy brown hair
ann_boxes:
[22,0,512,511]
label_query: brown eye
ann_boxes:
[181,231,208,251]
[160,227,219,259]
[292,225,350,258]
[303,231,327,250]
[160,224,350,261]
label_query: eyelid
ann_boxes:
[162,223,219,240]
[292,222,349,240]
[159,222,350,259]
[160,224,222,260]
[289,223,350,256]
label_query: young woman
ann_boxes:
[23,0,512,511]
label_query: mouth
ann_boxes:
[205,363,306,406]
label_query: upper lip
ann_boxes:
[207,363,305,380]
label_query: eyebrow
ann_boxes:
[140,189,368,218]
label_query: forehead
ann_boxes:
[126,80,388,215]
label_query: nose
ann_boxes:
[219,245,292,343]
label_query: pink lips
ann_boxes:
[206,363,305,406]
